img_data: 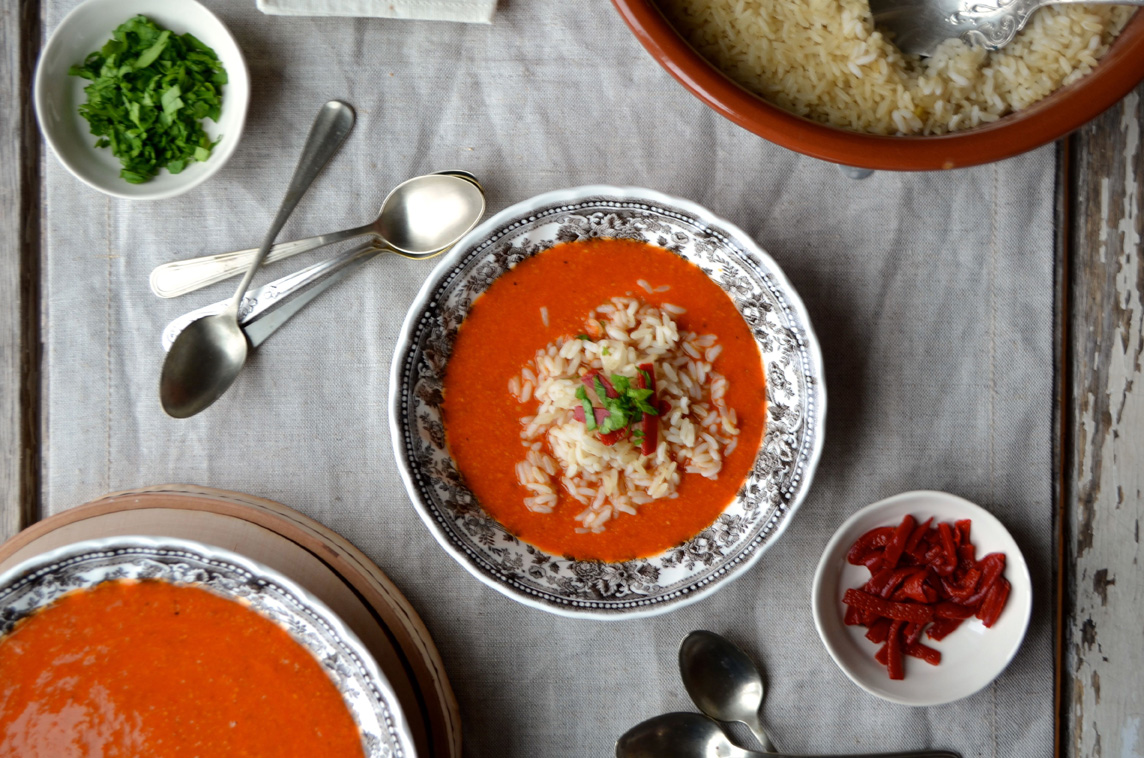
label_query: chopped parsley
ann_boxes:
[69,16,228,184]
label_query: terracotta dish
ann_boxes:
[611,0,1144,170]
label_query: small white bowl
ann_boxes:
[34,0,250,200]
[811,490,1032,706]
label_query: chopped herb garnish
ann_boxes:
[576,334,591,341]
[68,15,227,184]
[602,346,611,356]
[574,367,660,449]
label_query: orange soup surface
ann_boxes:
[0,579,365,758]
[443,238,766,562]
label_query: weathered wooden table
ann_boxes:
[1,2,1139,755]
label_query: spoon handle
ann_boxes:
[228,100,355,313]
[150,223,376,298]
[160,241,383,351]
[243,243,383,347]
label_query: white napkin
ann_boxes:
[256,0,495,23]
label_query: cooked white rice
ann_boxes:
[656,0,1135,135]
[511,297,741,533]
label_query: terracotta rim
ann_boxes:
[611,0,1144,170]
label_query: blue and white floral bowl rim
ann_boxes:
[0,535,416,758]
[389,185,827,619]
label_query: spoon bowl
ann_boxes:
[159,313,248,418]
[679,630,777,752]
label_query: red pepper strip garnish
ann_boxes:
[962,553,1007,606]
[957,543,977,568]
[596,427,628,446]
[842,589,934,624]
[862,554,884,573]
[978,577,1011,627]
[636,363,658,455]
[582,370,619,398]
[904,621,926,645]
[904,641,942,666]
[882,514,916,570]
[904,517,933,556]
[844,605,863,626]
[572,406,609,427]
[933,522,958,576]
[955,519,972,545]
[925,617,965,641]
[897,569,934,603]
[941,568,983,603]
[877,568,918,599]
[863,567,896,595]
[847,527,894,566]
[865,617,892,643]
[934,601,975,619]
[657,399,670,415]
[886,621,906,680]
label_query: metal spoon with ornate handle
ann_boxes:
[616,713,960,758]
[148,170,483,298]
[158,100,355,418]
[160,173,485,351]
[870,0,1144,56]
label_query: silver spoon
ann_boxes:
[870,0,1144,56]
[160,172,485,351]
[159,100,355,418]
[149,169,482,298]
[680,630,780,752]
[616,713,960,758]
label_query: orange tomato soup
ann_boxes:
[442,238,766,562]
[0,579,364,758]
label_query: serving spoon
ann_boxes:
[149,169,482,298]
[870,0,1144,56]
[160,172,485,352]
[159,100,355,418]
[616,713,960,758]
[679,630,781,752]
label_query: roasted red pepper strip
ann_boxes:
[636,363,658,455]
[935,601,975,619]
[877,568,918,599]
[572,405,608,427]
[935,522,958,576]
[904,517,933,555]
[847,527,894,566]
[941,568,983,603]
[904,621,926,645]
[882,514,916,570]
[897,569,936,604]
[596,427,628,446]
[904,641,942,666]
[844,605,863,626]
[978,577,1011,627]
[842,589,934,624]
[886,620,906,680]
[955,519,972,545]
[925,617,964,641]
[582,370,619,399]
[874,644,889,666]
[865,617,892,643]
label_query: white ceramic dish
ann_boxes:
[34,0,250,200]
[390,185,826,618]
[811,490,1033,706]
[0,535,416,758]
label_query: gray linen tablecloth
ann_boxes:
[41,1,1055,755]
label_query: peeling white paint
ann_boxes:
[1070,91,1144,758]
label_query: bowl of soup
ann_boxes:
[0,536,415,758]
[390,186,826,618]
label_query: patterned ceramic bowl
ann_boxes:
[0,536,415,758]
[390,186,826,618]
